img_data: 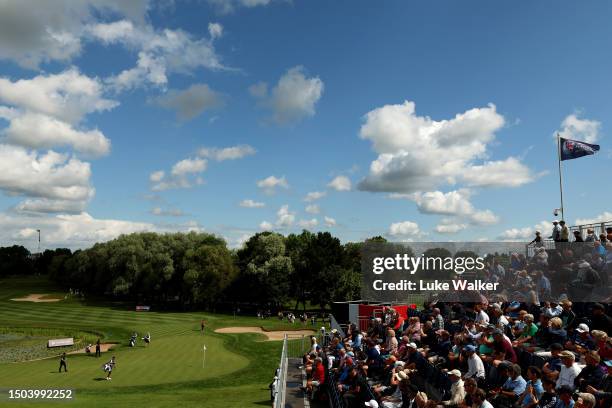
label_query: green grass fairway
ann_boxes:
[0,277,309,407]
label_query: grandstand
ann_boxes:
[273,221,612,408]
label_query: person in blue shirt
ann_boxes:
[554,385,575,408]
[519,366,544,407]
[491,364,527,407]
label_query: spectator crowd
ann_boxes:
[300,237,612,408]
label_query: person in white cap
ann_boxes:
[550,220,561,242]
[364,399,379,408]
[430,369,464,406]
[556,350,580,390]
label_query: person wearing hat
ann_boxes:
[432,369,464,407]
[463,345,485,383]
[302,357,325,395]
[566,323,596,353]
[404,342,426,371]
[556,350,580,390]
[529,231,543,247]
[574,351,605,393]
[559,220,570,242]
[550,220,561,242]
[573,230,584,243]
[364,399,379,408]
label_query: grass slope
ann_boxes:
[0,277,306,407]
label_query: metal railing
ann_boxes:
[570,220,612,237]
[526,220,612,257]
[272,334,288,408]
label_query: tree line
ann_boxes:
[0,231,365,311]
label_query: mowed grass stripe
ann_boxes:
[0,277,295,407]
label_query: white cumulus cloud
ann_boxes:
[304,191,326,202]
[556,113,601,144]
[305,204,320,214]
[240,199,265,208]
[251,66,324,125]
[328,176,351,191]
[298,218,318,229]
[358,101,534,193]
[199,145,256,161]
[151,84,224,121]
[324,216,336,227]
[257,175,289,194]
[388,221,421,239]
[208,22,223,40]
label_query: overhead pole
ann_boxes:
[557,134,565,221]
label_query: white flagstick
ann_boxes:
[202,345,207,368]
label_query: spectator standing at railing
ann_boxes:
[551,220,561,242]
[573,231,584,242]
[560,221,570,242]
[530,231,544,247]
[585,229,597,242]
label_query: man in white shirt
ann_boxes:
[441,370,465,406]
[556,350,581,390]
[463,345,485,381]
[475,304,490,326]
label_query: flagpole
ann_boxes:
[557,133,565,221]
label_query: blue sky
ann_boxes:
[0,0,610,250]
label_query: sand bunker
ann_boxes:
[69,343,115,355]
[214,326,315,341]
[10,294,63,303]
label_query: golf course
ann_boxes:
[0,276,313,407]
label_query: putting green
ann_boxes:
[0,277,306,407]
[0,333,248,388]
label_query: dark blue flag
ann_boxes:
[559,137,600,161]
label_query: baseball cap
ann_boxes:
[463,345,476,352]
[395,370,409,381]
[364,400,379,408]
[448,369,462,377]
[576,323,590,333]
[407,342,417,349]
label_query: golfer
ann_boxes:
[105,356,116,380]
[201,319,206,334]
[95,338,101,357]
[59,352,67,372]
[143,332,151,346]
